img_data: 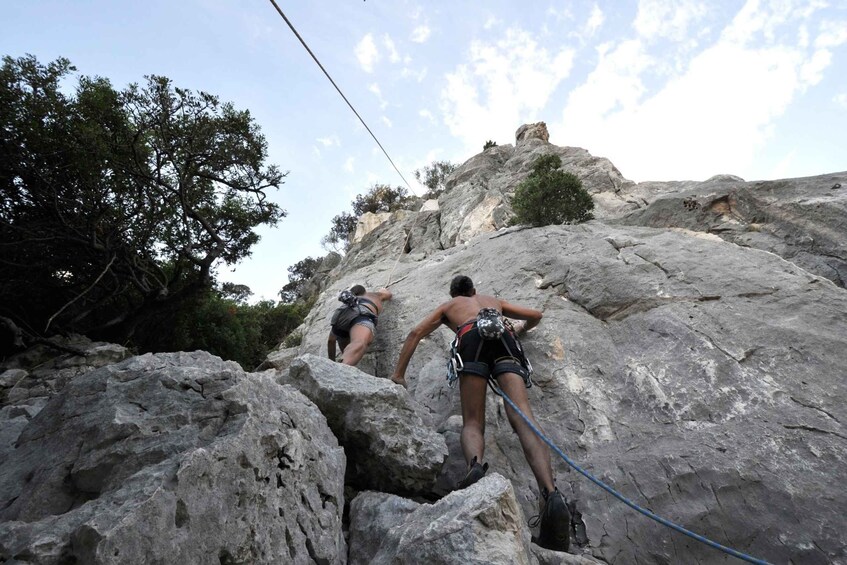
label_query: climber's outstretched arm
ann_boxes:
[391,304,446,387]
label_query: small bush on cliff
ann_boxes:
[511,154,594,226]
[483,140,497,150]
[321,183,414,253]
[414,160,457,199]
[352,184,412,215]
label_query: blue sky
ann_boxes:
[3,1,846,302]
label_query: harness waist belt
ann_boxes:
[457,321,476,339]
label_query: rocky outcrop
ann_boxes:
[349,475,541,565]
[0,351,346,564]
[294,217,847,564]
[1,336,131,473]
[352,211,393,243]
[282,354,448,496]
[617,171,847,287]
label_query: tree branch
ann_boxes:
[44,254,116,333]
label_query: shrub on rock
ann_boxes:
[512,154,594,226]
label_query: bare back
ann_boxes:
[441,295,514,330]
[361,288,392,315]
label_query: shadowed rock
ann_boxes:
[618,171,847,287]
[348,475,541,565]
[283,354,448,496]
[0,351,346,564]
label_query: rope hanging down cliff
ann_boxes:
[267,0,413,194]
[267,0,423,287]
[487,378,772,565]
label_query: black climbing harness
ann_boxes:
[330,291,378,335]
[446,311,533,388]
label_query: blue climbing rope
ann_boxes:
[487,379,772,565]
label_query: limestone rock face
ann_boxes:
[618,171,847,287]
[283,354,448,496]
[436,129,629,249]
[0,336,131,476]
[347,475,538,565]
[0,351,346,564]
[353,211,393,243]
[294,218,847,564]
[1,335,129,407]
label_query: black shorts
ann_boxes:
[331,314,377,339]
[456,326,530,386]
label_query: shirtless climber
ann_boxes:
[328,284,392,367]
[390,275,571,552]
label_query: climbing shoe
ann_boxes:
[530,487,571,552]
[456,456,489,489]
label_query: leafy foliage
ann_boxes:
[511,154,594,226]
[414,160,457,199]
[282,330,303,348]
[161,287,309,370]
[0,55,285,345]
[321,184,414,253]
[279,256,323,303]
[320,212,358,253]
[483,140,497,150]
[351,184,412,215]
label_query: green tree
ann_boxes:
[483,140,497,150]
[511,154,594,227]
[0,55,286,345]
[414,160,457,199]
[351,183,411,215]
[321,183,415,253]
[320,212,357,253]
[164,286,309,370]
[279,256,323,303]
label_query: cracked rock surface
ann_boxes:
[0,351,346,564]
[292,218,847,564]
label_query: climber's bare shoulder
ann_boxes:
[440,294,502,330]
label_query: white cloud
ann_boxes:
[634,0,708,42]
[555,0,842,182]
[401,66,428,82]
[483,15,501,30]
[368,83,388,109]
[546,5,573,22]
[835,93,847,109]
[355,33,379,72]
[344,157,355,173]
[440,28,575,150]
[584,4,604,37]
[814,19,847,49]
[411,25,431,43]
[316,134,340,147]
[381,116,393,128]
[383,34,401,63]
[419,108,436,123]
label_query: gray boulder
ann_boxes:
[348,474,542,565]
[0,351,346,564]
[283,354,448,496]
[0,335,129,408]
